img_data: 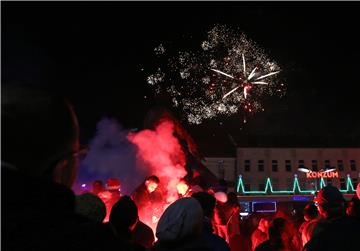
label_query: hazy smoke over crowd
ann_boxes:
[75,118,145,195]
[75,117,188,202]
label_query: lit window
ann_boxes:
[244,160,250,172]
[258,160,264,172]
[324,160,331,168]
[337,160,344,171]
[272,160,278,172]
[350,160,357,171]
[298,160,305,168]
[285,160,291,172]
[312,160,318,171]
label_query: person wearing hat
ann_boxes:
[303,185,360,251]
[98,178,121,222]
[314,184,346,220]
[153,197,212,251]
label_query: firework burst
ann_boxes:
[147,25,285,124]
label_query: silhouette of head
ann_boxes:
[2,86,79,187]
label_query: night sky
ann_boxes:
[3,2,360,156]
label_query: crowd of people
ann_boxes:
[2,86,360,251]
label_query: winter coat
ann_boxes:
[303,216,360,251]
[153,236,213,251]
[201,217,230,251]
[2,167,126,251]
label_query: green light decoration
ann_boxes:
[237,174,356,194]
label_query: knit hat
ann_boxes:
[109,196,138,229]
[156,197,203,242]
[106,178,121,190]
[314,185,345,205]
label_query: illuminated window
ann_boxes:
[272,160,278,172]
[244,160,250,172]
[312,160,318,171]
[258,160,264,172]
[350,160,357,171]
[285,160,291,172]
[337,160,344,171]
[324,160,331,168]
[298,160,305,168]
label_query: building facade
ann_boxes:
[205,148,360,194]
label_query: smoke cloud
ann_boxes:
[75,117,188,202]
[128,119,187,203]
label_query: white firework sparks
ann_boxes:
[211,53,280,100]
[147,25,285,124]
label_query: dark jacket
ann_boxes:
[131,184,162,209]
[133,221,155,249]
[303,216,360,251]
[2,167,125,251]
[202,217,230,251]
[255,240,284,251]
[153,236,214,251]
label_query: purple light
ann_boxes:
[252,201,277,213]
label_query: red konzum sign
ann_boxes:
[306,171,339,179]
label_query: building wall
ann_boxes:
[203,157,236,183]
[236,148,360,192]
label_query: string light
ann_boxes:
[237,174,356,194]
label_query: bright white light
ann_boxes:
[223,86,241,99]
[248,67,257,80]
[242,53,246,75]
[81,184,86,188]
[298,168,311,173]
[244,87,248,99]
[255,71,280,81]
[253,81,269,85]
[211,69,234,79]
[324,168,336,172]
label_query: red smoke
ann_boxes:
[127,119,188,234]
